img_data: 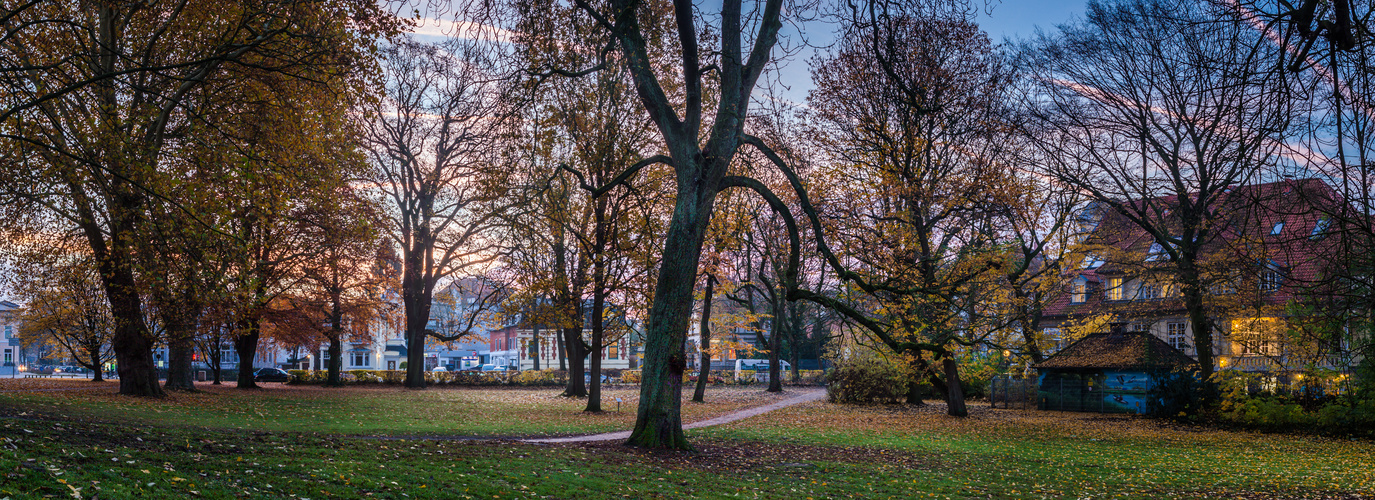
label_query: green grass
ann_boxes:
[1,382,1372,499]
[0,382,786,437]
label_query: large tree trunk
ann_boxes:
[585,320,604,412]
[327,332,343,386]
[404,314,428,388]
[625,188,716,449]
[943,357,967,417]
[85,341,105,383]
[692,274,715,403]
[162,301,202,391]
[1181,270,1216,381]
[235,319,260,389]
[562,326,588,397]
[401,225,435,389]
[327,291,344,387]
[104,257,163,397]
[585,263,609,412]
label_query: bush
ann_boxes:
[826,361,906,404]
[511,369,566,386]
[620,370,641,384]
[735,370,758,386]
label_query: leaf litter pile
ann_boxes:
[0,379,1371,499]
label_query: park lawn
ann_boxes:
[692,401,1375,499]
[0,382,791,437]
[2,383,1372,499]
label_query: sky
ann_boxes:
[763,0,1085,108]
[0,1,1086,306]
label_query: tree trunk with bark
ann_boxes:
[767,291,784,393]
[625,187,718,449]
[692,274,716,403]
[235,319,260,389]
[942,357,967,417]
[162,302,202,391]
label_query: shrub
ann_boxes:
[826,361,905,404]
[620,370,641,384]
[512,369,565,386]
[786,369,827,386]
[735,370,757,386]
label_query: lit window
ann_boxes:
[1106,277,1124,301]
[608,345,618,360]
[1071,280,1087,303]
[1270,222,1284,235]
[1167,322,1188,351]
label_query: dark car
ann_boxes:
[254,367,291,383]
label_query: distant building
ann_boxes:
[1041,179,1360,374]
[0,300,22,372]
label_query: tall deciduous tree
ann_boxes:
[362,39,518,389]
[15,252,115,382]
[522,0,816,449]
[0,0,395,396]
[1021,0,1295,381]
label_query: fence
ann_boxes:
[988,376,1037,409]
[1037,377,1146,414]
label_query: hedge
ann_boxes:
[286,367,830,388]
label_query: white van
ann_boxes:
[734,359,790,375]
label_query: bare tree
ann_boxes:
[1020,0,1296,382]
[361,39,518,389]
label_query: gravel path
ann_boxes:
[523,389,827,444]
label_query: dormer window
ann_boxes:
[1270,222,1284,235]
[1071,279,1087,303]
[1145,243,1167,261]
[1081,254,1104,269]
[1310,218,1330,240]
[1105,277,1124,301]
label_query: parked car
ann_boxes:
[254,367,291,383]
[479,364,506,372]
[432,366,448,372]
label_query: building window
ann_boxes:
[1140,283,1161,300]
[1071,280,1087,303]
[1043,328,1064,352]
[3,349,11,364]
[1167,322,1187,350]
[1145,243,1166,261]
[351,352,369,367]
[1270,221,1284,235]
[608,345,618,360]
[1259,269,1283,293]
[3,325,10,338]
[1106,277,1124,301]
[1081,254,1104,269]
[1310,218,1330,240]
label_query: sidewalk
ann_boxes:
[523,389,827,444]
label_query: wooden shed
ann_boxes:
[1033,326,1198,414]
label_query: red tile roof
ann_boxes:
[1044,178,1349,320]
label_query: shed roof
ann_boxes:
[1034,331,1198,370]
